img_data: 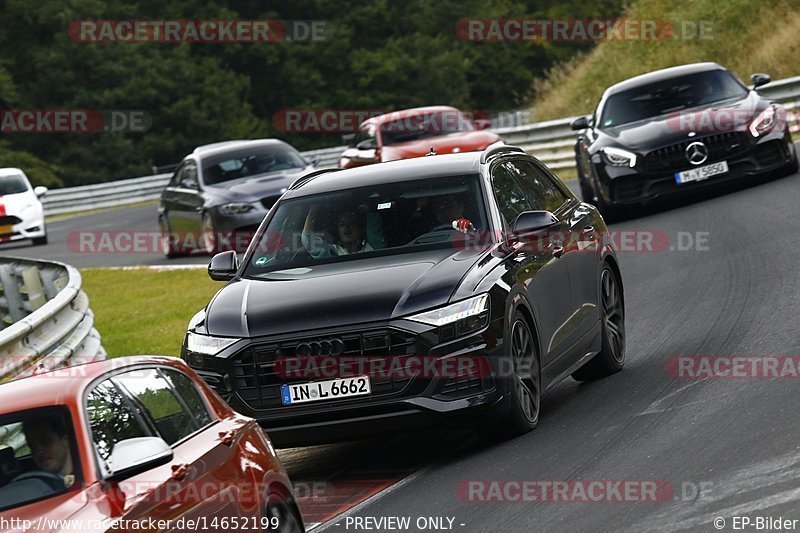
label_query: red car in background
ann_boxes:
[338,106,503,168]
[0,356,304,532]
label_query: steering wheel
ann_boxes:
[429,224,458,232]
[290,247,311,262]
[11,470,65,491]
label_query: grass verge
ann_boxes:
[81,268,221,358]
[46,200,158,223]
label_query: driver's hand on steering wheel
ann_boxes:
[452,218,475,234]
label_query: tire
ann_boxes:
[31,233,47,246]
[572,264,625,381]
[593,191,622,223]
[201,212,220,255]
[488,312,541,439]
[159,218,182,258]
[579,179,594,203]
[576,159,596,204]
[782,152,799,176]
[263,496,305,533]
[580,170,621,222]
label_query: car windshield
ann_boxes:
[0,175,29,195]
[0,407,81,512]
[243,174,489,276]
[599,70,748,128]
[202,145,307,186]
[380,110,474,145]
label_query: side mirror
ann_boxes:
[570,116,590,131]
[33,186,48,198]
[751,73,771,88]
[107,437,173,481]
[308,156,320,167]
[356,139,378,151]
[472,119,492,130]
[512,211,558,233]
[180,179,199,190]
[208,250,239,281]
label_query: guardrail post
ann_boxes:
[19,266,47,311]
[0,265,26,327]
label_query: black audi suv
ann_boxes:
[182,146,625,446]
[158,139,318,257]
[572,62,798,217]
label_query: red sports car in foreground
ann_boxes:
[0,356,304,532]
[338,105,503,168]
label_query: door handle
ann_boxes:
[552,245,564,258]
[218,430,236,446]
[171,463,190,481]
[580,226,595,237]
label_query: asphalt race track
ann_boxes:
[8,159,800,531]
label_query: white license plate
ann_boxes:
[280,376,371,405]
[675,161,728,184]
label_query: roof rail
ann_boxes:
[479,145,525,164]
[288,168,342,190]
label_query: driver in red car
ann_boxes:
[22,414,75,488]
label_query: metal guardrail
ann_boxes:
[41,75,800,215]
[0,257,106,382]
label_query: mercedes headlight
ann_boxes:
[749,106,777,137]
[602,147,638,168]
[219,202,255,216]
[185,331,238,355]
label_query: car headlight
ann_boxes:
[749,106,777,137]
[602,147,637,168]
[185,331,238,355]
[218,202,255,216]
[408,294,490,340]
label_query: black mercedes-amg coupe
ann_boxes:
[182,146,625,446]
[572,62,798,217]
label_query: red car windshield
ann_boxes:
[0,407,81,512]
[380,110,474,145]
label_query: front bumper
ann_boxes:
[184,317,512,447]
[0,213,45,242]
[591,130,796,207]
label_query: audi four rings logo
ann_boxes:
[295,337,345,356]
[685,141,709,166]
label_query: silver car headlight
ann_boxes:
[218,202,256,216]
